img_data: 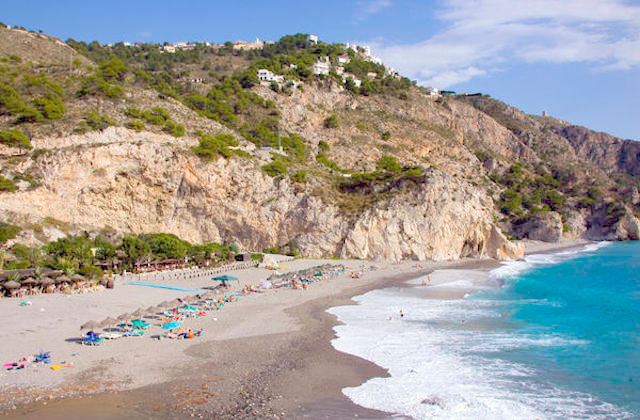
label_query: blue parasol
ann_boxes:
[162,321,182,330]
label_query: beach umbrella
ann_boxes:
[159,300,173,308]
[212,275,239,282]
[132,309,145,318]
[117,313,131,322]
[313,272,323,277]
[39,277,54,286]
[162,321,182,330]
[56,275,70,284]
[131,319,148,328]
[145,306,158,314]
[71,274,85,282]
[99,317,118,328]
[3,280,20,290]
[183,304,198,311]
[21,277,38,287]
[81,320,100,330]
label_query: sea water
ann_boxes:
[328,242,640,419]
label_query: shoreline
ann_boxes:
[1,239,592,418]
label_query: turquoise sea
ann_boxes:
[479,241,640,416]
[329,241,640,419]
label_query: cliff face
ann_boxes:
[554,125,640,178]
[0,127,522,261]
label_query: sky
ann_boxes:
[2,0,639,139]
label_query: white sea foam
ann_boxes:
[327,242,629,419]
[491,241,612,281]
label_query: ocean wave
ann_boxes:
[490,241,612,281]
[328,285,630,419]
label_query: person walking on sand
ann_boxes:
[400,309,404,318]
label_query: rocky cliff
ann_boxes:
[0,127,523,261]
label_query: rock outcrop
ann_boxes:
[513,212,564,242]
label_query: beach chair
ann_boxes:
[82,332,105,346]
[124,328,145,337]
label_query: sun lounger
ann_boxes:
[101,332,123,340]
[124,328,144,337]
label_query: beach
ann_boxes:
[0,239,588,419]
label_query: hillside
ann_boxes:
[0,26,638,272]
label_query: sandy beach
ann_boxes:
[0,239,590,419]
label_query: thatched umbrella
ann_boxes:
[80,320,99,330]
[117,313,131,323]
[56,275,71,284]
[71,274,85,283]
[21,277,38,287]
[131,309,145,319]
[145,306,158,314]
[39,277,54,286]
[99,317,118,328]
[159,300,173,308]
[3,280,20,290]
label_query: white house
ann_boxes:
[337,55,350,65]
[366,71,378,80]
[343,76,362,88]
[162,45,176,53]
[425,87,440,97]
[313,57,331,76]
[233,38,264,50]
[257,69,276,82]
[308,34,319,44]
[335,66,345,75]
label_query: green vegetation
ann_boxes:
[0,69,65,123]
[0,223,20,244]
[262,155,288,177]
[0,129,31,149]
[124,106,185,137]
[375,155,401,173]
[324,113,339,128]
[4,231,237,275]
[77,56,127,99]
[291,170,307,183]
[0,175,17,192]
[125,120,145,132]
[81,111,115,131]
[192,132,239,160]
[381,131,391,141]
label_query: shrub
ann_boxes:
[126,120,145,132]
[0,222,20,244]
[85,112,115,131]
[162,120,185,137]
[324,114,339,128]
[0,129,31,149]
[262,157,288,177]
[192,133,239,160]
[0,175,17,192]
[381,131,391,141]
[33,96,64,119]
[376,155,401,173]
[318,140,329,152]
[291,170,307,183]
[78,75,124,99]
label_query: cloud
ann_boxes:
[356,0,394,20]
[370,0,640,87]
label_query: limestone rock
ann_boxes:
[513,211,563,242]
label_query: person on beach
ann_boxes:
[400,309,404,318]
